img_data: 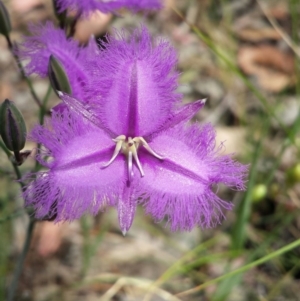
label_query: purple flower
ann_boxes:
[55,0,162,15]
[24,27,247,234]
[17,22,98,103]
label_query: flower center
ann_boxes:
[102,135,164,181]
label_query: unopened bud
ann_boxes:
[0,99,27,152]
[0,1,11,38]
[252,184,267,203]
[286,163,300,186]
[48,55,72,96]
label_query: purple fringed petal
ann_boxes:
[17,22,98,102]
[56,0,162,15]
[24,110,127,221]
[88,26,181,137]
[137,123,248,231]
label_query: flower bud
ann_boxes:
[48,55,72,97]
[0,1,11,39]
[0,99,27,152]
[251,184,267,203]
[286,163,300,186]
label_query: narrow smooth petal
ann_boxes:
[145,99,206,141]
[137,124,247,231]
[59,93,117,137]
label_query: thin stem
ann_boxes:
[67,12,81,38]
[231,122,266,250]
[6,36,42,108]
[13,151,21,166]
[39,84,52,125]
[7,219,35,301]
[5,36,13,49]
[0,141,24,189]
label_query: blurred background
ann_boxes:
[0,0,300,300]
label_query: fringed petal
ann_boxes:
[87,26,181,136]
[24,110,127,221]
[137,123,248,231]
[56,0,162,15]
[17,22,98,102]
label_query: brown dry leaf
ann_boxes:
[11,0,43,13]
[75,11,112,43]
[36,222,67,258]
[235,28,281,42]
[267,3,288,20]
[238,45,295,92]
[0,82,12,101]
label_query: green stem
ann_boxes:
[13,151,22,166]
[7,219,35,301]
[0,141,24,189]
[39,84,52,125]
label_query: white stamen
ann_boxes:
[128,151,133,181]
[102,135,163,181]
[112,134,126,143]
[102,135,126,167]
[102,139,123,167]
[128,137,144,177]
[132,150,145,177]
[136,137,164,160]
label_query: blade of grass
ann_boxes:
[142,236,219,301]
[176,237,300,297]
[232,114,271,250]
[212,209,297,300]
